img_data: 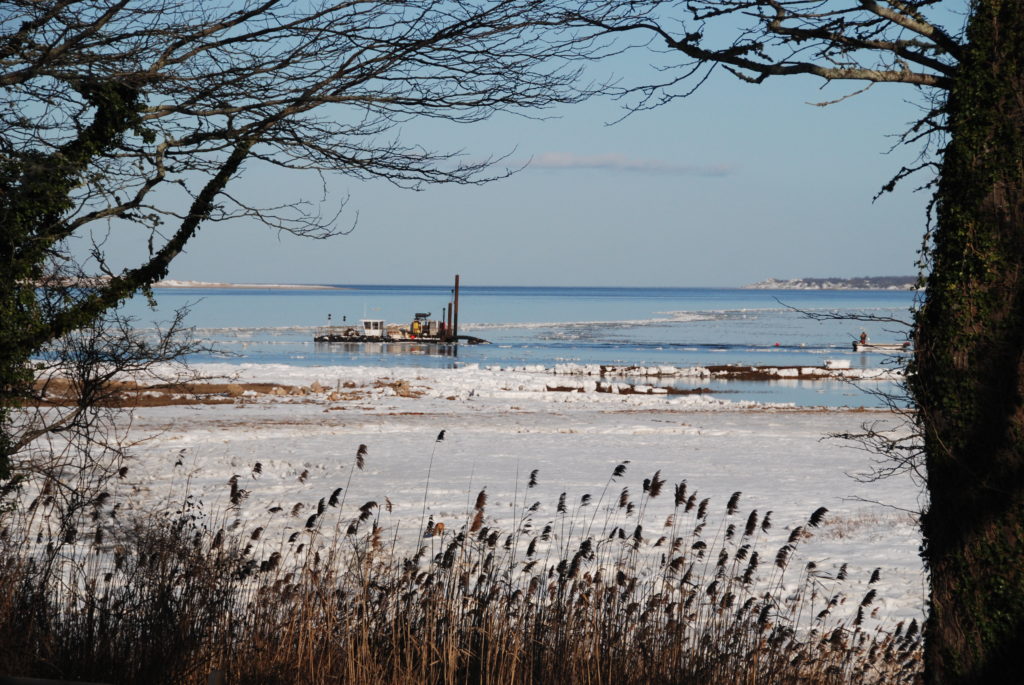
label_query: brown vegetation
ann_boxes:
[547,384,713,395]
[0,448,922,684]
[29,379,370,408]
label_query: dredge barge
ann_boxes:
[313,275,489,345]
[314,314,488,344]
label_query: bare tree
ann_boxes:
[559,2,956,87]
[1,0,600,476]
[783,302,924,487]
[8,307,207,548]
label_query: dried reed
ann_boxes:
[0,435,922,684]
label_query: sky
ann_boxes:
[114,21,947,289]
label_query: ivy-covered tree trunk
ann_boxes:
[0,82,142,479]
[0,81,244,478]
[910,2,1024,682]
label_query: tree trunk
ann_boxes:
[910,2,1024,682]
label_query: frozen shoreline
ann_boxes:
[100,362,927,625]
[152,360,903,390]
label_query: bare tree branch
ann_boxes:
[559,0,962,103]
[0,0,606,476]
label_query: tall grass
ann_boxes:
[0,436,922,684]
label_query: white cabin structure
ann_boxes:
[361,319,385,339]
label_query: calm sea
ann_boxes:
[121,285,917,407]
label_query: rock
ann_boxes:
[328,391,342,401]
[310,381,325,393]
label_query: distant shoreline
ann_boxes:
[152,280,350,290]
[49,277,916,291]
[744,276,918,291]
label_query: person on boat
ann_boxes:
[859,331,868,344]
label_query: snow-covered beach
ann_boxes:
[121,362,926,626]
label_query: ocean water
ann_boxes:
[121,284,917,407]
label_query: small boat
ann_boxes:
[852,341,911,353]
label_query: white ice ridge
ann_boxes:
[493,362,902,381]
[115,362,907,421]
[125,362,788,411]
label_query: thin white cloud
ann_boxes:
[528,152,733,177]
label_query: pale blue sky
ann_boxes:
[154,54,937,288]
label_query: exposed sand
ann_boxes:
[152,279,350,290]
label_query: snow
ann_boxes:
[114,362,927,625]
[489,362,901,381]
